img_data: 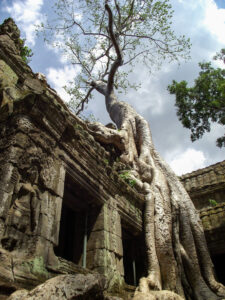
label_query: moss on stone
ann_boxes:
[21,257,49,282]
[0,60,18,88]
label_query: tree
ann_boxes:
[41,1,225,299]
[168,49,225,147]
[40,0,191,116]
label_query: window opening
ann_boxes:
[54,173,100,267]
[54,200,86,264]
[122,227,146,286]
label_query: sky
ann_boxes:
[0,0,224,175]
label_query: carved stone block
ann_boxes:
[86,248,115,270]
[91,203,122,238]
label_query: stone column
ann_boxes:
[86,198,124,290]
[35,161,66,266]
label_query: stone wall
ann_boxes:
[0,18,144,297]
[180,160,225,209]
[180,161,225,256]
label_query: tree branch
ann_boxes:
[121,0,135,27]
[45,19,109,39]
[123,49,150,65]
[69,45,92,77]
[105,3,124,94]
[114,0,121,29]
[75,86,94,115]
[91,80,107,96]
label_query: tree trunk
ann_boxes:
[88,90,225,300]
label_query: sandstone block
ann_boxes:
[0,60,18,88]
[8,274,106,300]
[91,204,122,238]
[86,248,116,270]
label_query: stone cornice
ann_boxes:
[180,160,225,196]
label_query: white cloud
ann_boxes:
[46,65,80,102]
[204,0,225,44]
[3,0,44,46]
[168,148,207,176]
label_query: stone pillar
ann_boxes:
[86,198,124,290]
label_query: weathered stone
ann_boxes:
[86,248,116,270]
[7,289,28,300]
[39,159,65,197]
[87,229,123,256]
[12,256,49,288]
[0,164,20,219]
[38,192,62,244]
[0,132,32,150]
[115,254,124,276]
[0,60,18,88]
[133,292,155,300]
[133,291,184,300]
[180,160,225,207]
[0,19,21,46]
[90,202,122,236]
[0,163,18,193]
[104,296,123,300]
[0,146,24,165]
[23,78,44,94]
[8,274,106,300]
[0,249,14,282]
[0,190,13,219]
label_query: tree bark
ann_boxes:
[87,87,225,300]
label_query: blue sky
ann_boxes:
[0,0,224,175]
[215,0,225,8]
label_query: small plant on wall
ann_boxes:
[19,38,33,64]
[209,199,218,207]
[119,171,136,188]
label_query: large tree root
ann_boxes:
[87,95,225,300]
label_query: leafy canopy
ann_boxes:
[40,0,191,116]
[168,49,225,147]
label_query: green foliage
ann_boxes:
[208,199,218,207]
[168,48,225,147]
[103,158,109,165]
[19,38,33,64]
[74,123,83,130]
[39,0,191,114]
[119,171,136,187]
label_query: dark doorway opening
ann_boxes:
[54,173,100,266]
[211,253,225,285]
[122,227,146,286]
[54,203,86,264]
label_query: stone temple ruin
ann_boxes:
[0,18,224,299]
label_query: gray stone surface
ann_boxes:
[8,274,106,300]
[0,18,143,296]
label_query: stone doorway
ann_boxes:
[122,227,146,286]
[54,173,100,267]
[54,202,86,265]
[211,253,225,285]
